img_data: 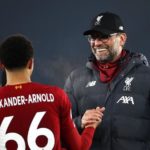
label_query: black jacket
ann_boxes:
[64,50,150,150]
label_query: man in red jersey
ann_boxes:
[0,34,105,150]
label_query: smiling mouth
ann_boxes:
[96,48,107,52]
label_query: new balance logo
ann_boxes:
[86,81,96,87]
[117,96,134,105]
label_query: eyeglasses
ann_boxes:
[87,33,118,43]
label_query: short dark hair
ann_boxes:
[0,34,34,70]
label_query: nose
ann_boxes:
[93,39,103,46]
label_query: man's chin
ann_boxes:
[96,56,113,63]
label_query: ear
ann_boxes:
[27,59,33,69]
[0,63,4,69]
[120,33,127,46]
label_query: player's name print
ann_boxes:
[0,93,54,108]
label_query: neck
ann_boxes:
[6,69,31,85]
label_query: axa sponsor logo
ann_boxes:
[86,81,96,88]
[123,77,134,91]
[117,96,134,105]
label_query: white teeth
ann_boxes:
[96,48,107,52]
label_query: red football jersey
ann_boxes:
[0,82,95,150]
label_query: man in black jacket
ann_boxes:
[64,11,150,150]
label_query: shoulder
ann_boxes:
[68,63,94,79]
[126,51,150,75]
[128,51,149,66]
[34,82,70,106]
[31,82,65,96]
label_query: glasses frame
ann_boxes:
[87,33,118,43]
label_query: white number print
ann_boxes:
[0,111,55,150]
[0,116,25,150]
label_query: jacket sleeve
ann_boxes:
[64,73,83,132]
[60,89,95,150]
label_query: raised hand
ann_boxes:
[81,107,105,129]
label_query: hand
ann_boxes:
[81,107,105,129]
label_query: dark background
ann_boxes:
[0,0,150,87]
